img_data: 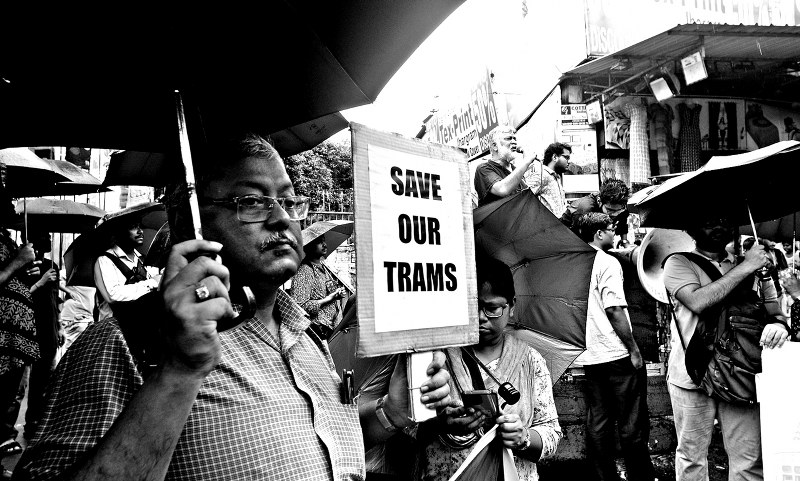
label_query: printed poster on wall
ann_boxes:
[352,123,478,357]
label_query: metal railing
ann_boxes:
[301,211,354,229]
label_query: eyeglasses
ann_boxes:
[560,154,571,160]
[479,302,509,318]
[602,205,627,217]
[202,194,310,222]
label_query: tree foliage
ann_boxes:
[284,138,353,212]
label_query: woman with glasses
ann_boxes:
[414,254,561,480]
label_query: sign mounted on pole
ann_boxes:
[352,123,478,357]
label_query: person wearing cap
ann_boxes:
[93,215,161,322]
[290,232,350,340]
[16,133,451,481]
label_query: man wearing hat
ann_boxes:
[93,207,161,321]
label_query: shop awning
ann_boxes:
[560,23,800,104]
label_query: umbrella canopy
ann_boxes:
[13,199,105,233]
[0,148,71,197]
[739,211,798,244]
[0,2,464,153]
[45,158,109,195]
[473,190,594,382]
[301,220,354,253]
[631,141,800,229]
[103,112,349,187]
[65,202,167,286]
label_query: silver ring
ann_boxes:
[195,283,210,302]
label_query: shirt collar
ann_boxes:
[110,244,141,263]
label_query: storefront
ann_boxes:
[558,23,800,193]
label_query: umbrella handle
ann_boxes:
[746,203,759,244]
[174,91,255,327]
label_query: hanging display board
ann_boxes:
[352,123,478,357]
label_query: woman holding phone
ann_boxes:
[414,254,562,480]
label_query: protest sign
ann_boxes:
[352,123,478,357]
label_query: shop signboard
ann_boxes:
[423,69,499,158]
[561,104,589,129]
[352,123,478,357]
[585,0,800,56]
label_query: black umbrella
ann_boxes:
[13,199,105,233]
[631,141,800,229]
[473,190,593,381]
[0,2,465,153]
[64,202,167,286]
[103,113,349,187]
[0,148,70,197]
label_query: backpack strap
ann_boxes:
[460,347,487,391]
[101,252,137,283]
[661,252,725,352]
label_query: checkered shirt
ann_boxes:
[17,290,365,481]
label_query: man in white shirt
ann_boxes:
[93,218,160,321]
[573,212,654,481]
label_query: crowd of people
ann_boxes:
[0,124,795,481]
[473,124,799,481]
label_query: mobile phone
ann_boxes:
[461,389,499,418]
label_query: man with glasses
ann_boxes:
[473,125,536,207]
[663,216,787,481]
[562,179,631,243]
[523,142,571,218]
[17,133,452,481]
[573,212,654,481]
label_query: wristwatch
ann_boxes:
[375,395,400,433]
[516,427,531,451]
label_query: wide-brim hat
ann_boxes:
[95,201,166,233]
[301,220,354,253]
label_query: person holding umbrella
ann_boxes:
[16,132,451,480]
[19,229,63,442]
[290,226,352,340]
[663,217,789,481]
[0,194,37,472]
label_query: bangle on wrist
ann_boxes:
[375,395,400,433]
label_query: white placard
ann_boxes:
[368,144,469,333]
[758,342,800,481]
[352,123,478,357]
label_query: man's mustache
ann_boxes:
[258,231,299,252]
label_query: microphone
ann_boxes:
[461,348,521,405]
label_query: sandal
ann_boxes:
[0,441,21,457]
